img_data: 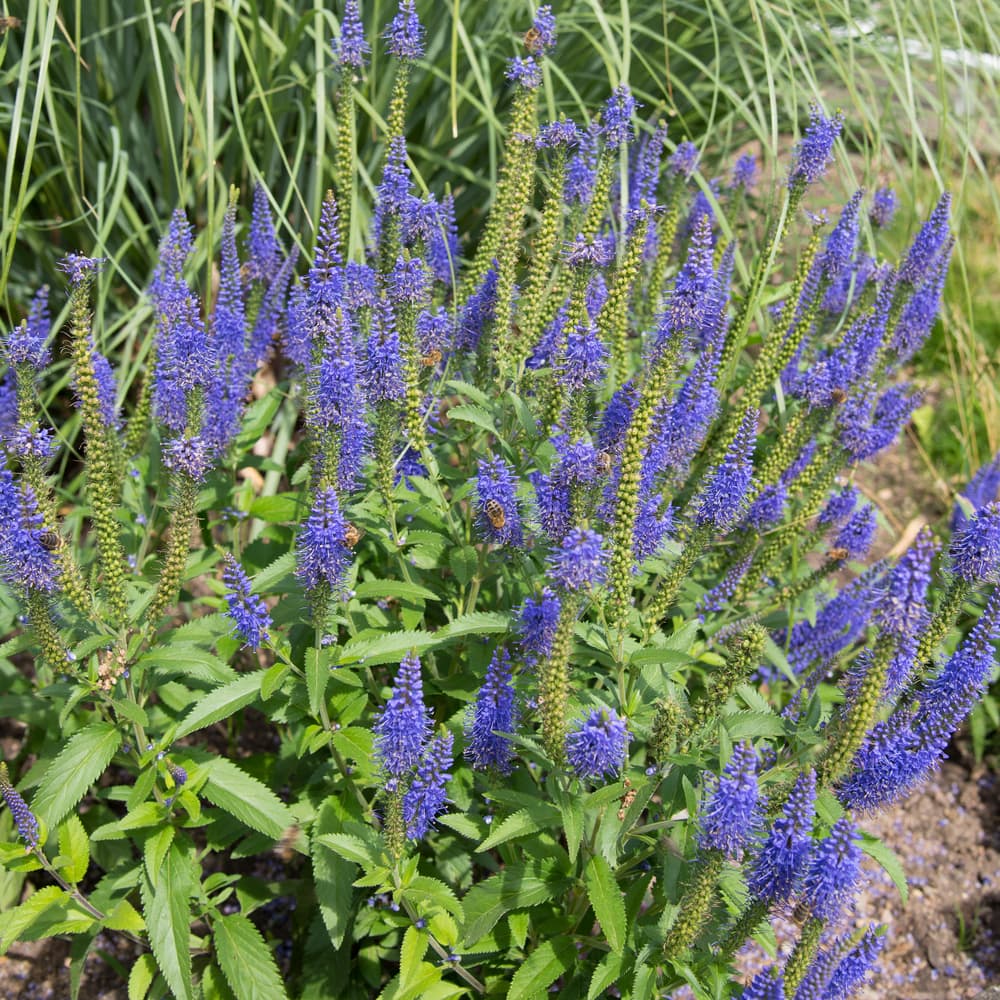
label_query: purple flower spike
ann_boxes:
[403,731,453,839]
[952,453,1000,532]
[384,0,424,60]
[548,527,606,591]
[362,300,404,404]
[824,926,885,1000]
[697,409,757,531]
[58,252,106,284]
[749,769,816,903]
[818,485,859,528]
[730,153,758,192]
[699,742,760,858]
[465,647,518,774]
[335,0,370,69]
[526,6,556,54]
[295,487,354,594]
[601,86,637,147]
[246,183,282,284]
[374,652,432,778]
[506,55,542,89]
[788,105,844,189]
[802,818,862,921]
[739,969,785,1000]
[874,526,936,638]
[537,119,580,150]
[0,763,39,848]
[222,553,272,651]
[899,193,951,286]
[834,503,877,559]
[517,588,561,662]
[565,707,632,780]
[5,286,51,369]
[0,468,59,594]
[869,187,897,228]
[669,141,699,178]
[949,500,1000,582]
[474,456,523,547]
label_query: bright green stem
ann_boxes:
[784,917,824,994]
[385,787,406,862]
[606,335,685,631]
[717,186,801,389]
[914,576,971,669]
[662,852,725,959]
[386,61,410,143]
[68,278,128,622]
[642,524,713,636]
[539,597,579,764]
[579,150,615,244]
[26,590,73,671]
[775,554,847,607]
[820,632,897,785]
[718,898,769,959]
[146,474,198,627]
[465,86,537,295]
[373,403,398,504]
[644,186,684,323]
[334,85,355,251]
[397,301,427,451]
[124,358,153,459]
[519,151,568,349]
[598,206,651,381]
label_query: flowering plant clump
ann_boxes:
[0,4,994,998]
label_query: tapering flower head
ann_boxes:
[820,189,863,280]
[565,234,612,269]
[749,769,816,903]
[506,55,542,89]
[335,0,370,68]
[0,763,39,848]
[869,187,897,228]
[465,647,518,774]
[699,742,760,857]
[295,487,354,594]
[565,707,632,780]
[384,0,424,60]
[388,256,429,306]
[557,323,607,389]
[362,300,404,403]
[952,453,1000,532]
[517,588,561,662]
[474,456,523,547]
[948,500,1000,582]
[818,485,859,527]
[899,193,951,286]
[537,119,580,150]
[661,214,715,338]
[874,527,936,637]
[4,286,51,369]
[58,252,106,285]
[164,434,214,482]
[802,818,862,921]
[222,554,272,651]
[739,970,784,1000]
[834,503,877,559]
[0,467,59,593]
[824,926,885,1000]
[788,105,843,189]
[167,763,188,787]
[548,528,606,591]
[730,153,758,192]
[374,653,432,777]
[601,86,637,147]
[525,6,556,53]
[403,731,453,839]
[668,141,699,178]
[697,409,757,531]
[246,183,282,283]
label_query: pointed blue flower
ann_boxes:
[869,187,897,228]
[818,485,859,528]
[362,300,404,403]
[952,453,1000,531]
[802,818,862,921]
[899,192,951,286]
[526,5,556,53]
[601,86,637,147]
[4,286,50,369]
[874,526,935,639]
[730,153,757,192]
[824,926,885,1000]
[739,970,784,1000]
[474,457,523,546]
[949,500,1000,582]
[335,0,370,68]
[295,487,354,594]
[834,503,877,559]
[557,323,608,389]
[222,554,272,651]
[698,742,760,858]
[374,652,432,778]
[403,731,453,838]
[517,588,561,663]
[465,647,518,774]
[749,769,816,903]
[0,466,59,593]
[697,409,757,531]
[506,55,542,89]
[565,707,632,780]
[668,141,699,179]
[384,0,424,60]
[0,764,39,848]
[246,183,282,283]
[788,105,843,189]
[548,527,606,591]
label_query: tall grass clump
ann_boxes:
[0,4,997,998]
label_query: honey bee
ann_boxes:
[595,450,613,474]
[0,17,22,32]
[483,498,506,530]
[830,387,848,404]
[274,824,304,862]
[39,530,62,552]
[523,25,542,53]
[617,777,637,821]
[420,348,442,367]
[827,546,850,562]
[344,523,363,548]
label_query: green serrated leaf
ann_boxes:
[475,804,560,852]
[353,580,439,603]
[31,723,122,830]
[57,815,89,884]
[588,952,623,999]
[317,832,379,868]
[554,785,584,864]
[399,926,429,989]
[312,802,356,949]
[719,710,786,740]
[860,834,908,904]
[306,647,329,717]
[405,876,463,919]
[141,846,193,1000]
[435,813,482,840]
[446,403,496,435]
[248,494,301,523]
[438,611,509,640]
[336,630,437,667]
[462,860,571,946]
[214,913,289,1000]
[261,659,292,700]
[584,856,626,953]
[0,886,65,954]
[508,939,576,1000]
[127,952,157,1000]
[202,758,294,840]
[174,672,263,740]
